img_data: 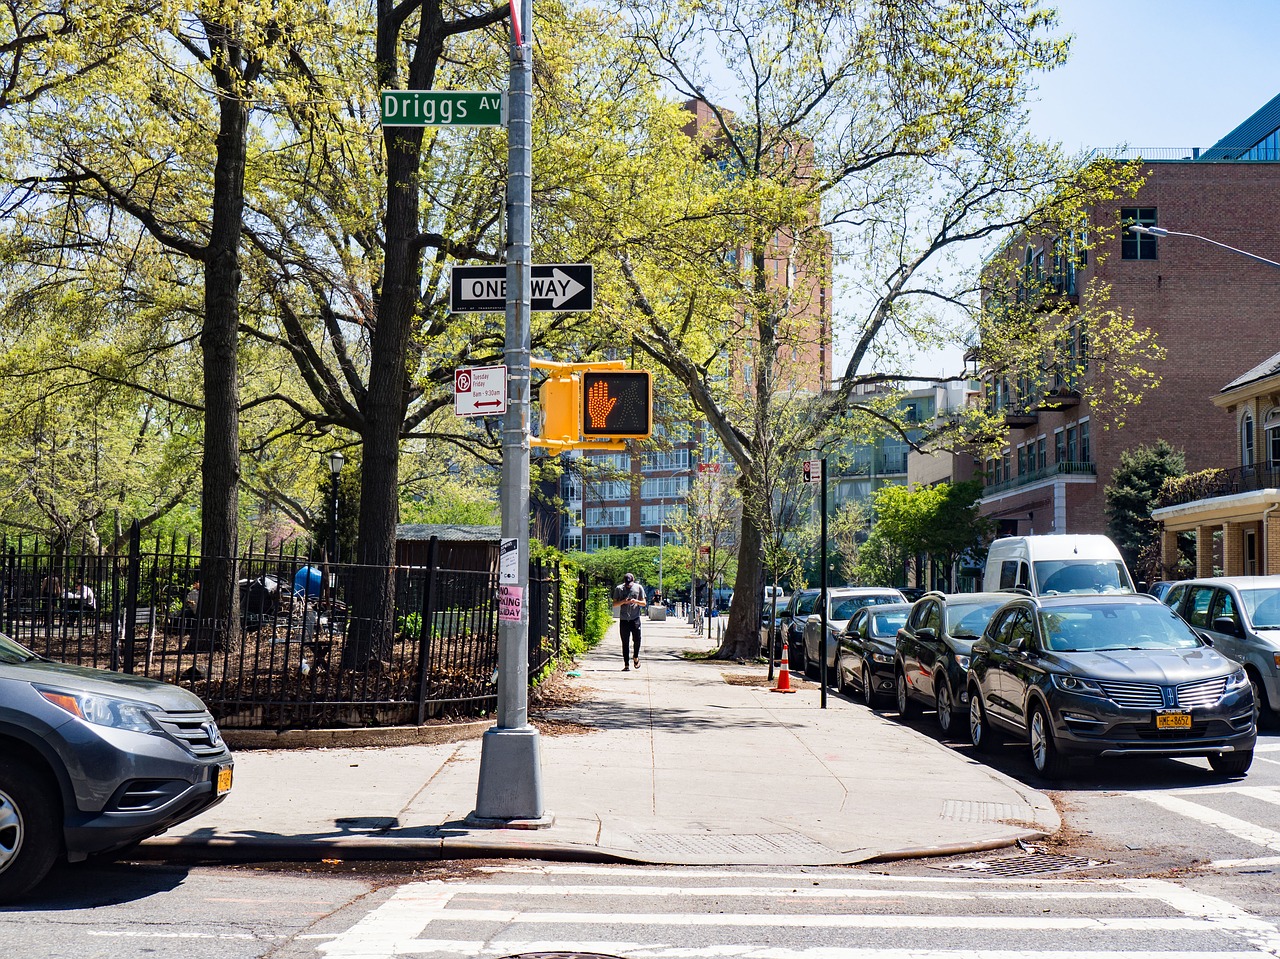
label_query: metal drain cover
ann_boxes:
[935,853,1110,877]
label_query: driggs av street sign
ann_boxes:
[380,91,504,127]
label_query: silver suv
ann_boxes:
[0,631,233,900]
[1165,576,1280,726]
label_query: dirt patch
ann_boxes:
[531,716,597,736]
[721,671,811,688]
[529,669,593,710]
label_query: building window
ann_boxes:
[641,504,685,527]
[586,506,631,527]
[1243,411,1255,469]
[1120,207,1158,260]
[1036,436,1047,470]
[1079,419,1091,464]
[1267,410,1280,469]
[642,450,690,472]
[1017,444,1027,476]
[1054,429,1066,464]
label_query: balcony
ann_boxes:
[984,460,1096,497]
[1004,407,1038,428]
[1158,465,1280,508]
[1035,387,1082,411]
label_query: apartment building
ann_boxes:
[976,92,1280,538]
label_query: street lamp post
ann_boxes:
[1128,225,1280,271]
[327,450,345,563]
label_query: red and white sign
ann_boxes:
[802,459,822,484]
[697,462,722,474]
[698,545,711,556]
[454,365,507,417]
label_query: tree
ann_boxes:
[610,0,1153,659]
[1105,440,1187,578]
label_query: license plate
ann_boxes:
[1156,711,1192,730]
[216,765,233,795]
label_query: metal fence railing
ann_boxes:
[0,523,579,730]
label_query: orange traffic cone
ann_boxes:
[772,641,796,693]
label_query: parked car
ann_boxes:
[898,587,927,603]
[0,631,233,901]
[1164,576,1280,726]
[894,591,1010,735]
[804,587,907,684]
[1148,580,1178,602]
[769,588,821,672]
[967,593,1256,779]
[837,603,912,705]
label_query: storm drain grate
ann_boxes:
[933,853,1110,877]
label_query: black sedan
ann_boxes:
[836,603,911,705]
[967,593,1256,779]
[895,592,1009,736]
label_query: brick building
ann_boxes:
[977,92,1280,539]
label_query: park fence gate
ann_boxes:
[0,526,580,730]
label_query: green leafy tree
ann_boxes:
[1105,440,1187,577]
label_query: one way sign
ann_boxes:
[450,263,593,313]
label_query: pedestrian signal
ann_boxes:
[580,370,652,439]
[538,374,581,444]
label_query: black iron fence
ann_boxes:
[0,524,580,730]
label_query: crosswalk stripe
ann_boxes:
[455,883,1128,901]
[396,944,1266,959]
[1128,792,1280,853]
[479,864,1138,885]
[1121,879,1280,956]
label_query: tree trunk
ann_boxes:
[199,46,248,651]
[716,506,763,660]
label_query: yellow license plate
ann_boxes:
[216,765,233,795]
[1156,712,1192,730]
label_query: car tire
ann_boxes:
[861,665,879,707]
[0,756,62,903]
[895,670,919,718]
[935,679,957,737]
[1028,702,1069,780]
[969,687,995,752]
[1208,750,1253,777]
[804,652,818,680]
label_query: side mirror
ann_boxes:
[1009,635,1028,655]
[915,627,936,642]
[1211,616,1241,637]
[1198,632,1215,647]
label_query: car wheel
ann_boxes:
[1208,750,1253,777]
[833,652,846,693]
[969,688,995,752]
[896,670,919,718]
[0,757,61,902]
[1028,702,1069,780]
[935,679,957,736]
[804,651,818,679]
[861,665,879,707]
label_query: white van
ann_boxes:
[982,534,1136,596]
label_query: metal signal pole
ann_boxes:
[472,0,548,825]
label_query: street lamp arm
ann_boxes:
[1129,224,1280,271]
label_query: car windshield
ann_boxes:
[1035,560,1131,595]
[831,595,898,621]
[1039,602,1202,652]
[945,601,1005,638]
[869,611,909,636]
[1240,587,1280,629]
[0,633,39,664]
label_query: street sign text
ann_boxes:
[450,264,593,313]
[380,91,503,127]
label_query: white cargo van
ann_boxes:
[982,534,1136,596]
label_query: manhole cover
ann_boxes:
[934,853,1110,877]
[499,954,629,959]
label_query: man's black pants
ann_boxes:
[620,617,642,663]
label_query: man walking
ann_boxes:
[612,572,646,670]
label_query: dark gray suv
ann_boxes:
[967,593,1255,779]
[0,632,233,900]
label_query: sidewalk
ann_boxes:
[141,614,1058,866]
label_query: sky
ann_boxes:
[847,0,1280,379]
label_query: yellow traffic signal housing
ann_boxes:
[581,370,652,439]
[538,372,581,444]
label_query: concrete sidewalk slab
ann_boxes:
[141,614,1057,866]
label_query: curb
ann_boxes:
[222,719,491,750]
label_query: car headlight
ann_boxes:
[1049,673,1106,697]
[871,652,894,664]
[954,655,970,671]
[38,687,157,733]
[1225,668,1250,691]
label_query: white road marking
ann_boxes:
[453,883,1126,901]
[479,864,1126,884]
[1210,855,1280,870]
[1252,743,1280,752]
[397,946,1264,959]
[1128,791,1280,852]
[1123,878,1280,956]
[319,885,454,958]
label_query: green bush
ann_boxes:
[583,586,612,646]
